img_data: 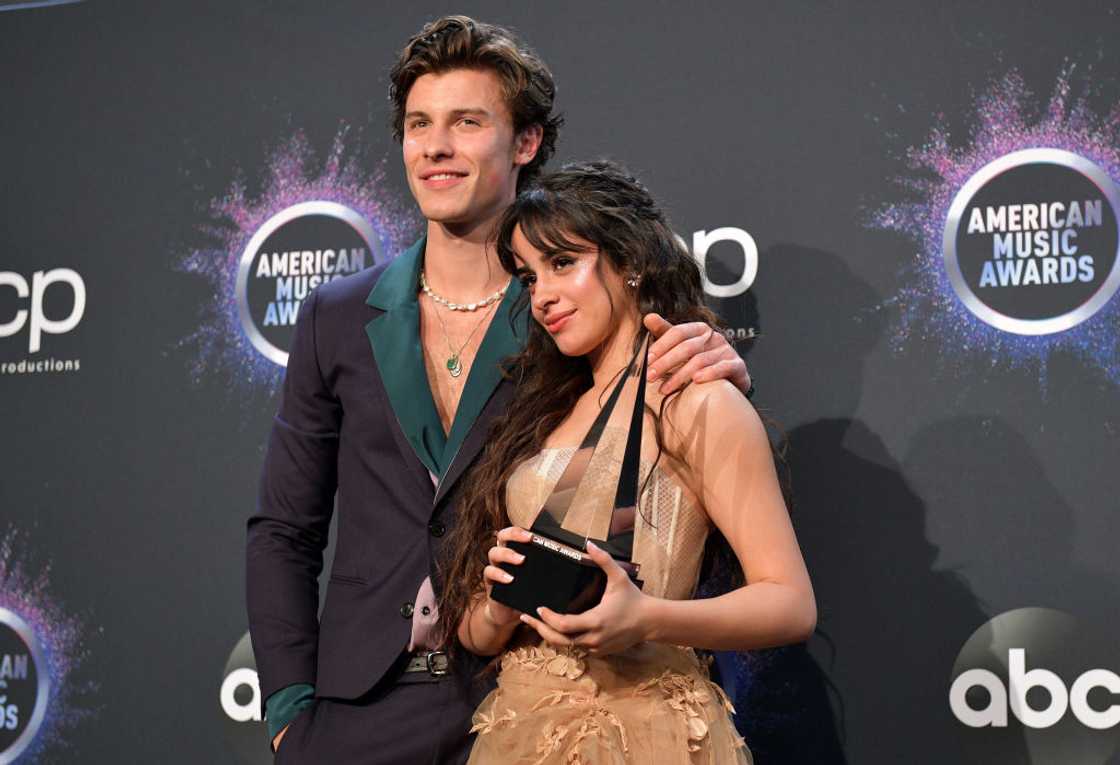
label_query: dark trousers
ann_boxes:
[275,664,490,765]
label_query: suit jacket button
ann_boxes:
[400,601,414,619]
[428,521,446,537]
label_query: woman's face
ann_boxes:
[510,224,633,357]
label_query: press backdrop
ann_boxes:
[2,1,1119,763]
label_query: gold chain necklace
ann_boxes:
[427,294,498,378]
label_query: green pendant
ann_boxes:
[447,354,463,378]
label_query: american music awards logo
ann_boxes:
[177,128,418,390]
[0,529,94,762]
[872,68,1120,386]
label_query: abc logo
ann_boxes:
[220,631,269,765]
[950,608,1120,764]
[951,648,1120,729]
[0,269,86,352]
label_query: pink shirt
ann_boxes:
[408,469,441,652]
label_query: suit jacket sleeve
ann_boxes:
[246,286,340,702]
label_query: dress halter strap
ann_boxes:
[529,331,650,563]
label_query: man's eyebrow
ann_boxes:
[450,107,491,117]
[405,107,492,121]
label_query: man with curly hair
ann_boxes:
[247,15,751,763]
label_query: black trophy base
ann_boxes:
[490,538,607,615]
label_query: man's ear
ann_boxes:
[513,124,544,167]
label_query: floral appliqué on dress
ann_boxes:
[470,643,747,764]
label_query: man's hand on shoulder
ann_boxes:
[643,313,751,395]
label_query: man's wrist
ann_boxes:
[264,683,315,741]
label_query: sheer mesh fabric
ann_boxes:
[475,428,752,764]
[504,426,710,601]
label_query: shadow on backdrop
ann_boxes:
[904,415,1120,765]
[710,244,987,763]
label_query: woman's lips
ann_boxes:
[544,310,575,333]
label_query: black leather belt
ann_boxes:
[397,650,449,683]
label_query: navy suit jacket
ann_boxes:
[246,247,519,703]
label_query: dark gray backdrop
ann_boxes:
[2,1,1118,763]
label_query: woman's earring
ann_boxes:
[626,275,639,288]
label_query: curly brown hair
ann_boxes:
[435,161,737,657]
[388,15,563,191]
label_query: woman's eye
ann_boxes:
[517,272,536,288]
[552,257,574,270]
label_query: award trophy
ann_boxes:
[490,333,649,615]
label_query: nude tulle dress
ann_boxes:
[467,433,753,764]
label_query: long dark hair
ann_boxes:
[436,160,733,654]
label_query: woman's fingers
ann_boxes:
[584,540,627,584]
[496,525,533,547]
[520,611,576,646]
[538,606,600,635]
[487,545,526,567]
[483,564,514,585]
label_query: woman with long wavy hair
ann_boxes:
[437,161,815,764]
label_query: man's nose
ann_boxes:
[423,125,453,160]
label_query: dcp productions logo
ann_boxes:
[0,268,85,376]
[0,608,49,765]
[950,607,1120,765]
[944,148,1120,335]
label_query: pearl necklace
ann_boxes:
[419,270,508,311]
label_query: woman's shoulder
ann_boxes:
[654,379,766,455]
[664,378,757,421]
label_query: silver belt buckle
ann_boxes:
[425,650,449,676]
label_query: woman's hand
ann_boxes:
[482,525,533,628]
[519,541,651,655]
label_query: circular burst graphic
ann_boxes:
[177,127,419,392]
[0,528,95,762]
[871,67,1120,388]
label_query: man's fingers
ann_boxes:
[647,330,709,382]
[659,354,706,394]
[642,312,672,343]
[272,724,290,753]
[647,320,707,363]
[692,357,748,387]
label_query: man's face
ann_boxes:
[402,68,537,230]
